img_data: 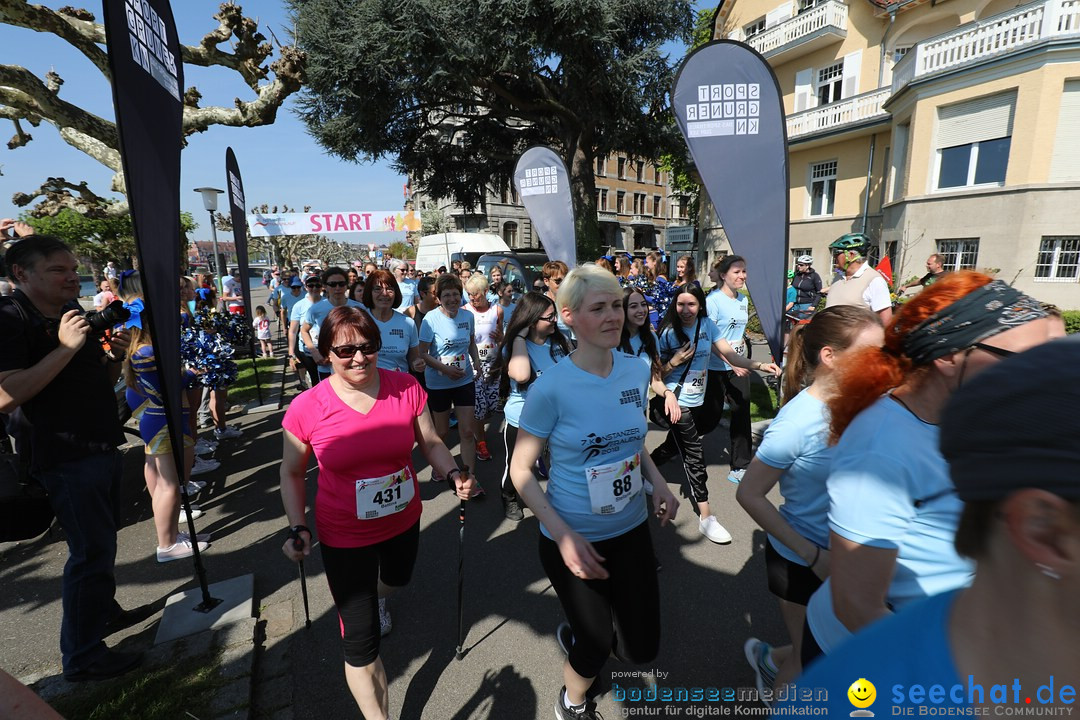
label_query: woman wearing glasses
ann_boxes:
[300,267,365,383]
[802,272,1052,664]
[363,270,424,375]
[487,292,571,521]
[280,306,473,720]
[289,275,324,388]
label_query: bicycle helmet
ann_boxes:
[828,233,871,255]
[795,254,813,265]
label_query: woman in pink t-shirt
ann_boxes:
[280,306,474,720]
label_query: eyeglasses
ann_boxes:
[373,284,395,294]
[325,281,348,288]
[971,342,1015,359]
[331,342,379,358]
[546,276,564,285]
[539,314,557,323]
[305,282,322,288]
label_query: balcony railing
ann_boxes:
[597,211,619,223]
[787,87,892,139]
[893,0,1080,92]
[630,215,653,226]
[746,1,848,60]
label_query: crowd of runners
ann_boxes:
[2,219,1077,718]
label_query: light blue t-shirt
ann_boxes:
[706,289,748,372]
[397,278,418,312]
[754,389,833,564]
[499,302,517,329]
[279,289,304,321]
[419,309,475,390]
[301,299,367,365]
[774,591,964,717]
[373,311,419,373]
[290,295,319,355]
[519,351,650,542]
[502,337,566,428]
[627,330,656,374]
[658,317,721,408]
[806,395,974,652]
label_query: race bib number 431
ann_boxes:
[585,452,642,515]
[355,467,415,519]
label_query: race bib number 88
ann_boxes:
[585,452,642,515]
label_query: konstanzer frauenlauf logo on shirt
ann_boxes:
[581,428,642,462]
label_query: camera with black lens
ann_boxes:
[83,299,131,336]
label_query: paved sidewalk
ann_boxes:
[1,336,787,719]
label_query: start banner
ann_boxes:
[249,210,422,237]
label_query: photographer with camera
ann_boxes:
[0,226,144,682]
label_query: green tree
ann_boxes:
[25,209,196,275]
[388,241,415,260]
[289,0,693,259]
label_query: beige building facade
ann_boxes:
[703,0,1080,308]
[410,154,690,253]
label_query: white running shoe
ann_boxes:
[213,425,243,440]
[194,438,217,456]
[156,539,209,563]
[699,515,733,544]
[190,459,219,477]
[728,468,746,484]
[378,598,392,637]
[179,505,203,522]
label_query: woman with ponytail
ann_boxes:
[735,307,883,692]
[802,272,1052,664]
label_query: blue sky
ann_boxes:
[1,1,702,245]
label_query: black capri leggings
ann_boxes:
[298,353,322,386]
[539,521,660,680]
[320,520,421,667]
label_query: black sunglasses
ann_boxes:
[325,280,348,288]
[972,342,1015,359]
[306,281,322,288]
[331,342,379,358]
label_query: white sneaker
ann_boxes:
[699,515,733,544]
[156,539,209,563]
[179,505,203,522]
[194,438,217,456]
[214,425,242,440]
[728,468,746,484]
[378,598,392,637]
[190,459,219,477]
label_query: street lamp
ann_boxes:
[194,187,224,296]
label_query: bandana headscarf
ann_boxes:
[899,280,1047,365]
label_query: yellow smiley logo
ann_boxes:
[848,678,877,709]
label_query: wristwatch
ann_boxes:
[287,524,311,543]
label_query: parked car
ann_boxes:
[475,251,549,298]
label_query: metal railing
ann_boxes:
[746,1,848,56]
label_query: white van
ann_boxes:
[414,233,511,272]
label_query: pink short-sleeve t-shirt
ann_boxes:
[282,369,426,547]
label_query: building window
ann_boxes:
[744,16,766,38]
[791,248,812,269]
[799,0,824,12]
[893,46,911,64]
[936,138,1010,189]
[633,193,646,215]
[653,195,662,217]
[616,190,626,213]
[596,157,606,176]
[809,160,837,216]
[654,168,662,185]
[617,157,627,179]
[676,196,689,219]
[936,238,980,271]
[635,163,644,183]
[816,62,843,106]
[503,221,518,247]
[600,188,609,211]
[1035,236,1080,282]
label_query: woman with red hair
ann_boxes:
[802,272,1052,664]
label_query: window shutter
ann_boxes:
[842,50,862,99]
[1049,81,1080,182]
[795,68,813,112]
[766,2,792,28]
[936,92,1017,149]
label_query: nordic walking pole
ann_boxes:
[294,535,312,629]
[453,466,469,660]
